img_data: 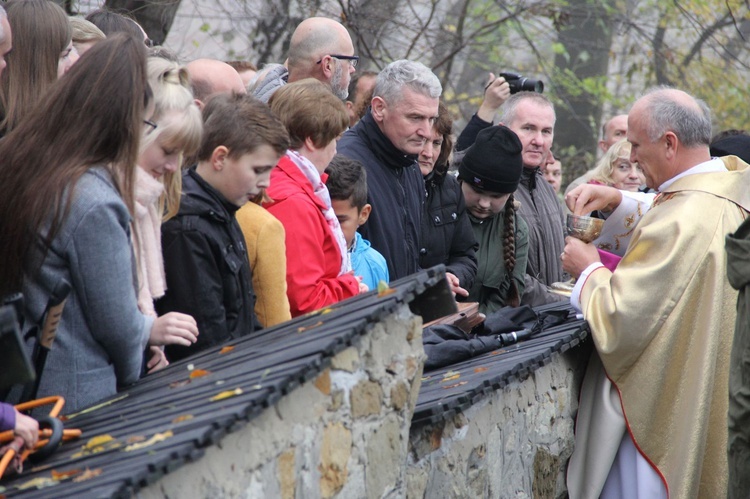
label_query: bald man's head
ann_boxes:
[599,114,628,152]
[287,17,355,99]
[186,58,246,106]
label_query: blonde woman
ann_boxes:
[69,17,105,56]
[588,139,645,192]
[136,57,203,370]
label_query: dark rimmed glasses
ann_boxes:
[143,119,158,133]
[316,54,359,68]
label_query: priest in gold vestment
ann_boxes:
[562,88,750,498]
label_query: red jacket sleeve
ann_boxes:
[267,194,359,316]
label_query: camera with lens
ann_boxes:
[499,72,544,94]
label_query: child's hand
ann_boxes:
[146,346,169,373]
[446,272,468,298]
[354,274,369,294]
[150,312,199,347]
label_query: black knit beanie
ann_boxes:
[458,125,523,193]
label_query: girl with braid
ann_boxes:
[457,126,528,313]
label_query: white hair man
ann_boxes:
[564,87,750,498]
[338,60,441,281]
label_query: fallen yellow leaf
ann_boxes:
[17,477,58,490]
[172,414,194,424]
[209,388,243,402]
[124,431,173,452]
[219,346,235,354]
[474,367,489,373]
[83,434,114,450]
[71,434,120,458]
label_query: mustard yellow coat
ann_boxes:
[236,202,292,327]
[579,156,750,498]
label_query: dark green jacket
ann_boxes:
[467,209,528,314]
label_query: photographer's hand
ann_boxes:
[477,73,509,122]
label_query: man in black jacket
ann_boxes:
[338,60,442,281]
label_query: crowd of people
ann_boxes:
[2,2,750,497]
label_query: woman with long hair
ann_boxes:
[0,34,198,413]
[0,0,79,135]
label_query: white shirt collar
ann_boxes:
[658,157,727,192]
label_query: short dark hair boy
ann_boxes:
[325,155,389,290]
[157,94,290,361]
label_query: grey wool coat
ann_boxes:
[18,168,152,414]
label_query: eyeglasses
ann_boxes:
[143,119,158,132]
[316,54,359,68]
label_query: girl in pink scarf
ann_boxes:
[135,57,203,371]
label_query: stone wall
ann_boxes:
[139,303,425,499]
[140,304,590,498]
[406,342,591,499]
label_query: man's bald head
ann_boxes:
[599,114,628,152]
[186,58,246,107]
[287,17,355,99]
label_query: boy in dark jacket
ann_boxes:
[156,94,290,361]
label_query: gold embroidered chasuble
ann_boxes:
[578,156,750,498]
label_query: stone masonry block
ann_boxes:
[319,422,352,498]
[351,380,383,418]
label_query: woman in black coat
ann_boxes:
[418,102,478,295]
